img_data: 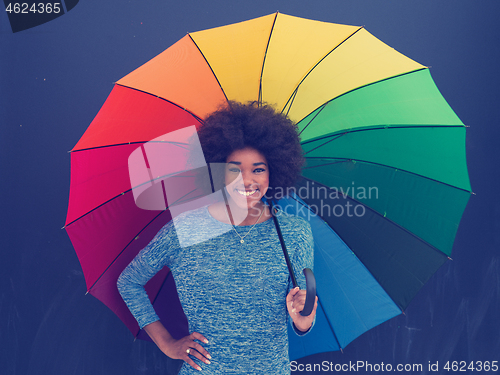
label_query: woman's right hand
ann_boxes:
[144,321,211,371]
[161,332,211,371]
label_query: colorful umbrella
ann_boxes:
[65,12,471,361]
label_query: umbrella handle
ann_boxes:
[267,198,316,316]
[300,267,316,316]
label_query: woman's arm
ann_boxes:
[117,224,211,371]
[117,247,163,329]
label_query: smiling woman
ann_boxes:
[200,101,306,228]
[117,102,317,374]
[209,147,271,227]
[197,101,304,197]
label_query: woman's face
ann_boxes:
[224,147,269,210]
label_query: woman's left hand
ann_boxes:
[286,287,318,332]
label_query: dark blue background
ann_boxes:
[1,1,499,374]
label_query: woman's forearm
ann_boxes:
[144,320,176,351]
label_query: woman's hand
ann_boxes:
[286,287,318,332]
[144,321,211,371]
[162,332,211,371]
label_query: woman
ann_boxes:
[117,102,317,374]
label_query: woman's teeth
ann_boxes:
[236,189,257,197]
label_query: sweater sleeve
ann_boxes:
[117,222,180,329]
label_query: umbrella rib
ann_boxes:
[289,194,402,334]
[301,124,466,149]
[298,176,453,259]
[86,210,168,293]
[290,181,448,312]
[281,26,365,117]
[135,269,182,341]
[150,268,171,306]
[70,139,194,154]
[114,84,205,124]
[84,185,202,292]
[303,156,472,194]
[302,159,348,169]
[301,124,468,179]
[65,188,135,228]
[296,68,429,131]
[144,269,173,338]
[64,179,201,228]
[187,34,229,104]
[316,292,343,351]
[302,132,348,156]
[298,104,326,137]
[258,11,279,106]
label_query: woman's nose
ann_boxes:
[241,171,254,186]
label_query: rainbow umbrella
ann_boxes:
[65,13,471,361]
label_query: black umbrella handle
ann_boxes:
[300,268,316,316]
[268,199,317,317]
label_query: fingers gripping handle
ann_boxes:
[300,268,316,316]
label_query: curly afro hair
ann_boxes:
[197,101,304,199]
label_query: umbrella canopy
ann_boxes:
[65,12,471,361]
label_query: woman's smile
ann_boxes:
[235,188,259,197]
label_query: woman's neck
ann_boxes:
[208,200,271,226]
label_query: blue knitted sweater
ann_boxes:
[117,206,314,374]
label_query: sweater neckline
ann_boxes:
[203,205,274,228]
